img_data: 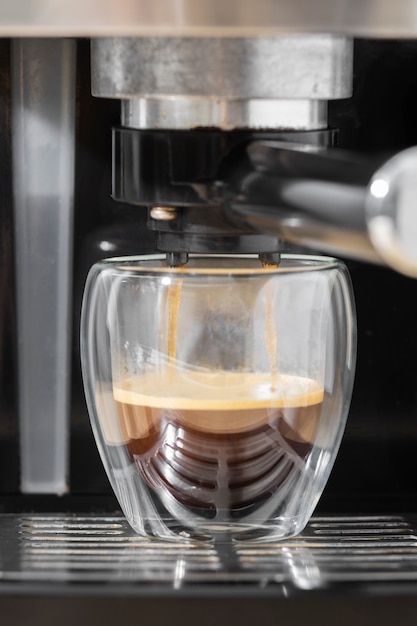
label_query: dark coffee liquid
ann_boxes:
[114,370,323,514]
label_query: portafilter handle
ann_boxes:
[225,141,417,277]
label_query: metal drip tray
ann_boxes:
[1,513,417,590]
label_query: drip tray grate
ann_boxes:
[0,514,417,588]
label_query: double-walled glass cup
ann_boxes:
[81,255,356,542]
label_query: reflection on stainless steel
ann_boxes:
[92,34,350,132]
[93,35,350,131]
[92,36,352,101]
[0,514,413,587]
[366,147,417,277]
[2,0,417,37]
[121,98,328,131]
[228,142,417,277]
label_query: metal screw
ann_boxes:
[150,206,179,221]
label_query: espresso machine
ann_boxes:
[2,1,417,624]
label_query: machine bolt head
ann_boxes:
[150,206,179,221]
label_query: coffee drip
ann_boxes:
[166,268,184,370]
[260,258,280,389]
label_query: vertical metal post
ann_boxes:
[12,39,76,493]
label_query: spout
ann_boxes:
[227,141,417,277]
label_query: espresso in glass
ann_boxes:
[113,366,324,520]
